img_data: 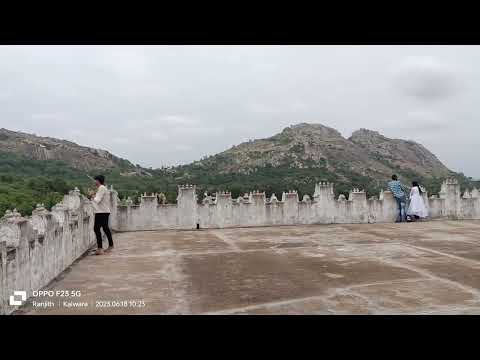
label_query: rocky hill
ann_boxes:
[186,123,453,183]
[0,128,147,175]
[0,123,467,216]
[349,128,451,178]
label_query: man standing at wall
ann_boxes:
[387,174,410,223]
[89,175,114,255]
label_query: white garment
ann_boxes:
[92,185,111,213]
[407,187,428,218]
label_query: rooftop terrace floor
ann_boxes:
[17,220,480,315]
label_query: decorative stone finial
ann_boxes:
[471,188,479,198]
[51,202,67,212]
[445,178,459,185]
[35,203,46,211]
[179,184,196,190]
[69,187,80,195]
[2,208,23,223]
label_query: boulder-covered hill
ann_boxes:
[178,123,455,193]
[0,123,467,216]
[349,128,451,178]
[0,128,148,175]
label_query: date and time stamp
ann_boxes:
[22,290,146,310]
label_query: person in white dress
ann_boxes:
[407,181,428,219]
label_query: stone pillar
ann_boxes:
[0,240,6,315]
[380,190,397,222]
[109,186,119,231]
[471,188,479,199]
[471,188,480,219]
[349,188,367,223]
[177,185,198,229]
[250,191,266,226]
[313,182,335,202]
[335,194,348,223]
[313,182,335,223]
[139,193,158,230]
[282,190,299,225]
[213,191,233,228]
[439,178,461,219]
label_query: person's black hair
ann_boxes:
[412,181,422,194]
[392,174,398,180]
[94,175,105,185]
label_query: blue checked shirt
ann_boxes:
[387,180,408,199]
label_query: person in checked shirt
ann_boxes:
[387,174,410,223]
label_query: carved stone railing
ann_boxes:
[0,187,119,315]
[2,178,478,314]
[114,179,480,232]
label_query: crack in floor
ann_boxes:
[17,220,480,315]
[200,278,427,315]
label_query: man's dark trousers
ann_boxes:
[94,213,113,249]
[395,196,407,222]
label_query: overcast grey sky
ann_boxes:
[0,45,479,177]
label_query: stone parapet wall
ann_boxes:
[1,178,479,315]
[0,187,118,315]
[113,179,480,232]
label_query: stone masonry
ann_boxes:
[115,179,480,231]
[1,178,479,314]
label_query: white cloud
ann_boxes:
[391,109,450,133]
[111,137,132,145]
[146,131,169,141]
[168,126,224,137]
[391,56,462,101]
[247,100,309,115]
[174,144,193,151]
[158,114,196,125]
[30,113,63,120]
[1,46,479,177]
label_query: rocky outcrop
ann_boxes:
[349,128,452,178]
[0,128,136,172]
[190,123,454,182]
[0,123,456,185]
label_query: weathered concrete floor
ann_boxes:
[17,220,480,315]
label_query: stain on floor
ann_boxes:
[15,220,480,315]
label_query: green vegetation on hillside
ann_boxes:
[0,151,474,217]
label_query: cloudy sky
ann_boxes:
[0,45,479,177]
